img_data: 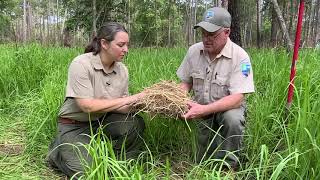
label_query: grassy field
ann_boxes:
[0,44,319,179]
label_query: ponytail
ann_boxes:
[84,37,100,55]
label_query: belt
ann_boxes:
[58,117,88,125]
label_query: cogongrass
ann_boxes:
[0,44,320,179]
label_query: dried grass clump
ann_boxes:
[134,80,191,119]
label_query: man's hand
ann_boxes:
[182,101,210,120]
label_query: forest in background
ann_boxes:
[0,0,319,48]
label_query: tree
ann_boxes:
[0,0,15,42]
[271,0,293,51]
[1,0,314,48]
[313,0,320,46]
[61,0,124,35]
[306,0,316,46]
[221,0,228,8]
[270,2,279,46]
[23,0,27,42]
[256,0,262,48]
[92,0,97,37]
[168,0,172,47]
[228,0,242,46]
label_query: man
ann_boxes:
[177,7,254,170]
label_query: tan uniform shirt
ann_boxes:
[58,52,129,122]
[177,38,254,105]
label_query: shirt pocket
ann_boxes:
[191,72,204,102]
[210,75,229,100]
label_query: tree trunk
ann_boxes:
[249,17,253,47]
[243,22,247,47]
[42,14,45,44]
[271,3,279,46]
[221,0,228,8]
[56,0,60,45]
[172,0,176,46]
[280,0,289,46]
[271,0,293,51]
[26,1,32,41]
[189,0,194,45]
[63,28,71,47]
[92,0,97,37]
[128,0,131,36]
[61,8,67,36]
[313,0,320,46]
[40,15,42,44]
[288,0,295,40]
[47,0,51,44]
[155,1,159,47]
[168,0,171,47]
[256,0,262,48]
[34,10,39,42]
[193,0,197,43]
[12,20,18,44]
[306,0,316,47]
[311,0,319,46]
[23,0,27,42]
[185,0,191,46]
[228,0,242,46]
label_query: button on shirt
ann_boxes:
[59,52,129,122]
[177,38,255,105]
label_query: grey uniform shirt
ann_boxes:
[58,52,129,122]
[177,38,255,105]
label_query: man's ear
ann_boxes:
[100,39,110,50]
[225,28,231,35]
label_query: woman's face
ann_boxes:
[103,31,129,62]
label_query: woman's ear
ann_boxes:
[100,39,110,50]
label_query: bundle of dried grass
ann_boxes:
[134,80,191,119]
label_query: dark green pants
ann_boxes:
[196,107,245,169]
[47,113,145,178]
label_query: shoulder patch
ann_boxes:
[240,59,251,77]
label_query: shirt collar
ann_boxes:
[218,37,232,59]
[90,53,118,74]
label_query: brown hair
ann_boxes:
[84,22,128,55]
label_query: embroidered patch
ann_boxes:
[240,61,251,77]
[205,11,214,20]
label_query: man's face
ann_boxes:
[202,28,230,55]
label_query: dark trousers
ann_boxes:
[47,113,145,178]
[196,107,245,169]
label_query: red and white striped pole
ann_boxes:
[286,0,305,109]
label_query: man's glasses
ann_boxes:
[202,28,225,40]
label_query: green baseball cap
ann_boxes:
[194,7,231,32]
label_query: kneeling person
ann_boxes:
[177,7,255,170]
[47,22,145,178]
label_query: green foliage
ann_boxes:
[62,0,126,33]
[0,0,15,41]
[60,0,196,47]
[0,0,14,12]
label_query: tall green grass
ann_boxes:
[0,44,319,179]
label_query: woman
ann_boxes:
[47,22,145,178]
